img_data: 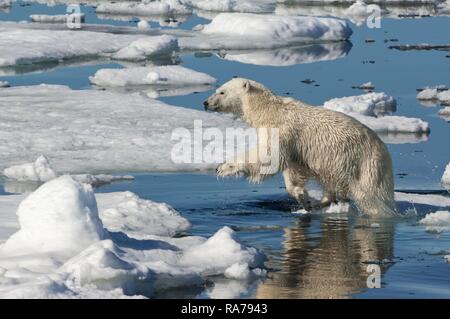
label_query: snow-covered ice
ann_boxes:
[395,192,450,207]
[0,23,178,67]
[181,13,352,50]
[325,202,350,213]
[324,92,395,116]
[417,86,450,104]
[323,93,429,136]
[0,176,265,298]
[3,156,57,182]
[30,13,85,24]
[0,0,10,7]
[442,163,450,186]
[439,107,450,121]
[96,0,193,17]
[111,35,179,61]
[0,85,248,173]
[353,81,375,90]
[2,156,135,191]
[90,65,216,87]
[419,210,450,233]
[190,0,276,13]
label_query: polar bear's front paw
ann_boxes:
[216,163,244,178]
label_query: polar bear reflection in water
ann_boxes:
[254,215,395,298]
[204,78,396,216]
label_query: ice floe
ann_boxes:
[90,65,216,87]
[190,0,276,13]
[442,163,450,186]
[2,156,135,191]
[0,176,265,298]
[0,85,247,173]
[3,156,57,183]
[352,81,375,91]
[0,0,10,7]
[417,86,450,105]
[324,92,395,116]
[111,35,179,61]
[419,210,450,233]
[181,13,352,50]
[96,0,193,17]
[30,13,85,24]
[0,81,9,88]
[395,192,450,207]
[0,23,178,67]
[323,93,429,141]
[439,107,450,121]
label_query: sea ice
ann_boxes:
[190,0,276,13]
[0,0,10,7]
[0,23,178,67]
[0,176,265,298]
[96,0,193,17]
[0,85,248,173]
[182,13,352,50]
[3,156,57,182]
[30,13,85,24]
[419,210,450,233]
[111,35,179,61]
[417,86,450,104]
[0,81,9,88]
[323,93,429,135]
[442,163,450,186]
[90,65,216,87]
[324,92,395,116]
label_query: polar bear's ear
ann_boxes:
[243,80,252,92]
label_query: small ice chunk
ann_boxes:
[324,92,395,116]
[325,202,350,214]
[191,0,275,13]
[0,80,9,88]
[71,174,135,187]
[353,81,375,90]
[419,211,450,233]
[0,0,11,8]
[137,20,151,30]
[97,191,191,238]
[442,162,450,186]
[112,35,179,61]
[370,223,380,228]
[96,0,192,16]
[89,65,216,87]
[417,86,450,104]
[3,155,57,182]
[30,14,85,24]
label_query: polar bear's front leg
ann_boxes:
[282,167,311,210]
[217,146,280,183]
[216,162,245,177]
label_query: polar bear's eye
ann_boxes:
[219,91,225,95]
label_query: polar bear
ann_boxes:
[203,78,396,216]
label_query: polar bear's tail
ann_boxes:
[349,152,397,216]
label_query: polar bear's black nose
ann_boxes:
[203,100,209,109]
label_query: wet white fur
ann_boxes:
[206,78,396,215]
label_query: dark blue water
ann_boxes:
[1,1,450,298]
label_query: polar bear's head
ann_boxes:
[203,78,266,117]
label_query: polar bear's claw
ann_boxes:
[216,163,244,178]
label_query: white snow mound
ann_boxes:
[90,65,216,87]
[0,177,265,298]
[3,155,57,182]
